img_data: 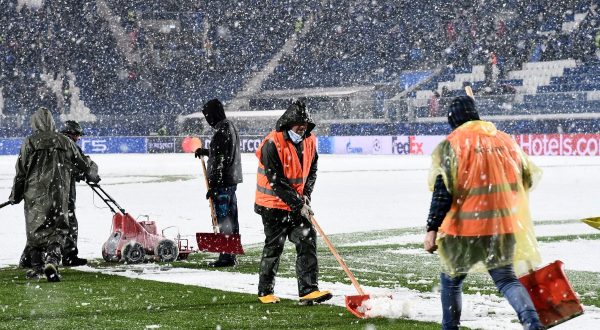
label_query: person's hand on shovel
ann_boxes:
[300,203,314,221]
[424,230,438,253]
[194,147,210,158]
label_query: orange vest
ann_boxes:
[255,131,316,211]
[440,125,521,236]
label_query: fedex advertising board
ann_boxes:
[392,135,446,155]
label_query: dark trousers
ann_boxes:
[212,186,239,261]
[258,209,318,297]
[62,207,79,258]
[441,265,542,330]
[20,205,78,267]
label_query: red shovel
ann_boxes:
[310,215,372,318]
[518,260,584,328]
[196,156,244,255]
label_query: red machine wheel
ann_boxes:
[122,242,145,264]
[155,239,179,262]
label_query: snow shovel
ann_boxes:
[518,260,584,328]
[310,215,372,318]
[581,217,600,230]
[195,156,244,255]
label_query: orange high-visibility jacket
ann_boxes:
[440,124,522,237]
[255,131,316,211]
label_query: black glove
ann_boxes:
[299,203,314,221]
[195,148,210,158]
[303,195,311,206]
[86,174,101,184]
[206,188,216,200]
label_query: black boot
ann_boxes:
[26,248,44,279]
[208,254,238,267]
[25,268,43,280]
[62,255,87,267]
[44,263,61,282]
[19,246,32,268]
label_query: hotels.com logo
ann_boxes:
[515,134,600,156]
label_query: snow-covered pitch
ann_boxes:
[1,153,599,329]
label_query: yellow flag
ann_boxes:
[582,217,600,230]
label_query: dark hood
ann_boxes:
[202,99,227,128]
[30,108,55,132]
[447,96,479,130]
[275,100,316,135]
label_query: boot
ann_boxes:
[258,294,280,304]
[44,263,61,282]
[25,268,43,280]
[299,290,332,305]
[208,254,237,267]
[19,247,32,268]
[62,255,87,267]
[27,248,44,278]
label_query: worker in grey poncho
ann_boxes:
[9,108,100,282]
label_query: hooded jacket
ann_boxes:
[254,101,318,214]
[202,99,243,187]
[9,109,96,249]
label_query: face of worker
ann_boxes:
[290,123,308,137]
[67,132,81,142]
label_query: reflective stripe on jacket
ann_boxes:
[440,122,522,236]
[255,131,316,211]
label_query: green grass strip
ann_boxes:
[0,267,439,330]
[170,229,600,308]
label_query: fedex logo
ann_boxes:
[392,136,423,155]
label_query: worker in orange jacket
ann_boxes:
[255,100,331,305]
[424,96,544,330]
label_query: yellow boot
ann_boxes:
[299,290,332,305]
[258,294,280,304]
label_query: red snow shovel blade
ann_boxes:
[345,294,371,318]
[196,233,245,255]
[519,260,584,328]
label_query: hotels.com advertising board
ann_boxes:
[514,134,600,156]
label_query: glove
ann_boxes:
[299,203,314,221]
[195,148,210,158]
[86,174,101,184]
[205,188,215,200]
[303,195,311,206]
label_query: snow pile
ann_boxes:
[361,295,411,318]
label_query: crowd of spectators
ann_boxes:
[0,0,127,136]
[2,0,600,137]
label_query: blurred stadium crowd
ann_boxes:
[1,0,600,137]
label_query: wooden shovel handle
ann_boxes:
[310,215,366,296]
[465,85,474,98]
[200,157,219,233]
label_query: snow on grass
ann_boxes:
[2,154,600,329]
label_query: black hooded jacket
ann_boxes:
[202,99,243,187]
[254,101,318,214]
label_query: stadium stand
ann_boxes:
[1,0,599,137]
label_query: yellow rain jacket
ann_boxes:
[429,120,542,276]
